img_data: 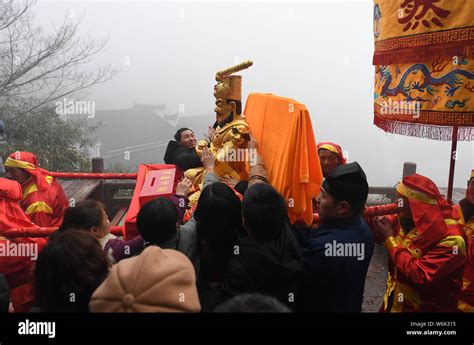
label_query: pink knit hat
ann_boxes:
[89,246,201,312]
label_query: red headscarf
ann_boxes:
[317,142,347,165]
[396,174,459,246]
[4,152,51,191]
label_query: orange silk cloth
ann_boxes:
[244,93,323,226]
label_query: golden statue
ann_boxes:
[185,61,253,202]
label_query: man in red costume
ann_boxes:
[456,169,474,312]
[317,142,346,178]
[4,151,68,227]
[0,177,47,312]
[372,174,467,312]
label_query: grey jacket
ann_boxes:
[176,172,220,271]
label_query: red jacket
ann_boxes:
[380,215,467,312]
[20,176,68,227]
[0,178,47,312]
[456,201,474,312]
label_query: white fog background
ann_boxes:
[32,0,474,189]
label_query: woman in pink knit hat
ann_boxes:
[89,246,201,313]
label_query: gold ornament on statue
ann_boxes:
[185,60,254,203]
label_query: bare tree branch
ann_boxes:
[0,1,118,112]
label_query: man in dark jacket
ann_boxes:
[293,162,374,312]
[199,183,303,311]
[163,128,202,170]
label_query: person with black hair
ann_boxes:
[59,177,192,263]
[174,148,240,310]
[135,176,194,251]
[178,147,301,311]
[35,230,110,312]
[137,197,179,248]
[59,200,144,264]
[189,179,242,311]
[214,183,303,311]
[195,182,242,279]
[163,128,203,170]
[214,293,291,313]
[292,162,374,312]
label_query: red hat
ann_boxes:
[4,152,51,191]
[317,142,347,165]
[396,174,459,246]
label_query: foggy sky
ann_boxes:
[34,0,474,189]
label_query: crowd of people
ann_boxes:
[0,127,473,313]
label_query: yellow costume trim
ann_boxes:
[318,144,339,154]
[396,182,437,205]
[438,235,466,257]
[391,281,421,313]
[4,157,36,170]
[25,201,53,215]
[385,236,400,251]
[21,177,52,200]
[458,299,474,312]
[22,183,38,200]
[462,277,471,291]
[383,273,422,313]
[444,218,458,226]
[401,230,422,258]
[457,207,474,236]
[383,272,396,311]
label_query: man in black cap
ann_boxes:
[293,162,374,312]
[164,128,203,170]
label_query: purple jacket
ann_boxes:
[102,194,189,264]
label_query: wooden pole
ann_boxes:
[91,157,105,173]
[447,125,458,204]
[402,162,417,178]
[91,157,106,205]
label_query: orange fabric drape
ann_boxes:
[244,93,323,225]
